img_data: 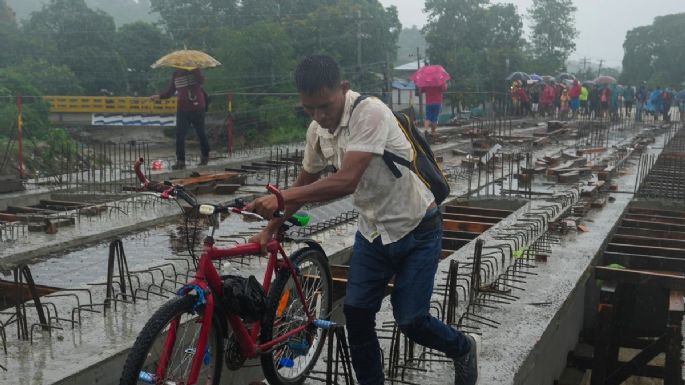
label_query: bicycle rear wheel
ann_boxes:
[261,247,333,385]
[119,295,223,385]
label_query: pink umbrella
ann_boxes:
[410,65,451,88]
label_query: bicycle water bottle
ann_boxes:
[313,319,336,330]
[138,371,155,384]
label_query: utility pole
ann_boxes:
[416,46,424,123]
[597,59,604,78]
[582,57,588,71]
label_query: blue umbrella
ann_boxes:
[530,74,543,82]
[676,90,685,102]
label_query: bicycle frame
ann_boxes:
[158,235,315,385]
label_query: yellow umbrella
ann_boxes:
[151,49,221,71]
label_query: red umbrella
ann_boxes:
[594,75,617,85]
[410,65,451,88]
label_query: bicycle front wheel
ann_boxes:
[119,295,223,385]
[261,247,333,385]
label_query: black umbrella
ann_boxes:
[558,73,576,82]
[506,72,530,82]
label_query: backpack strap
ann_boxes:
[351,95,409,179]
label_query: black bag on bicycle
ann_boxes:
[221,275,266,323]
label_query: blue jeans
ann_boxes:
[343,208,469,385]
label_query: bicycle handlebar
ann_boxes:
[133,157,285,217]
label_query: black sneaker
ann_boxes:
[171,161,186,170]
[454,334,479,385]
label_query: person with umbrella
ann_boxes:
[410,65,450,136]
[579,83,589,116]
[636,82,648,122]
[648,86,663,121]
[150,50,220,169]
[420,82,447,135]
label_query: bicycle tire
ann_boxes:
[260,247,333,385]
[119,295,224,385]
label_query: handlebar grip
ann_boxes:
[266,184,285,217]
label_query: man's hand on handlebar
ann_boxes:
[245,195,280,220]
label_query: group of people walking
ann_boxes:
[511,79,684,123]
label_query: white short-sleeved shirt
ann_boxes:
[302,90,434,244]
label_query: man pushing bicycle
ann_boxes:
[247,55,479,385]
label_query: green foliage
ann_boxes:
[7,0,157,25]
[0,67,51,138]
[528,0,578,74]
[621,13,685,87]
[24,0,127,95]
[115,22,173,95]
[150,0,239,48]
[207,21,296,93]
[10,59,83,95]
[424,0,527,106]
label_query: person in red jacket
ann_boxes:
[513,85,535,118]
[568,80,581,119]
[151,68,210,170]
[420,83,447,136]
[540,83,556,117]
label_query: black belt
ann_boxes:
[414,209,442,234]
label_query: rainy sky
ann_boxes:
[379,0,685,68]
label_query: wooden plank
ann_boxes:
[0,213,18,222]
[624,213,685,226]
[615,226,685,241]
[443,205,512,218]
[622,218,685,233]
[595,266,685,290]
[27,217,75,232]
[443,230,480,240]
[6,206,59,214]
[607,243,685,259]
[443,219,492,233]
[39,199,88,208]
[442,213,501,224]
[628,206,685,219]
[171,171,239,187]
[604,252,685,273]
[611,234,685,250]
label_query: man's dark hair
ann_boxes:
[295,55,341,95]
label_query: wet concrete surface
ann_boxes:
[0,198,357,385]
[0,119,674,384]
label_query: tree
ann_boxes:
[396,26,427,65]
[423,0,527,106]
[116,22,173,95]
[150,0,239,48]
[622,13,685,87]
[23,0,127,95]
[528,0,578,74]
[8,59,84,95]
[283,0,400,92]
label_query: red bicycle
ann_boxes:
[119,158,333,385]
